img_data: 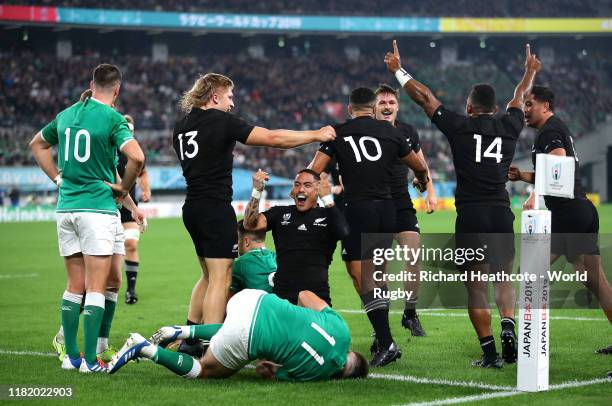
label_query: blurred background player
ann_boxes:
[374,83,437,337]
[244,169,348,306]
[385,41,540,368]
[174,73,335,356]
[30,63,145,372]
[109,290,369,382]
[509,85,612,354]
[309,87,429,367]
[230,220,277,296]
[119,114,152,305]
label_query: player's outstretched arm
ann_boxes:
[245,126,335,149]
[507,44,542,110]
[308,151,333,175]
[244,169,269,230]
[385,40,442,118]
[29,132,61,186]
[401,151,429,192]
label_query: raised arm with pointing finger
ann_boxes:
[384,40,442,118]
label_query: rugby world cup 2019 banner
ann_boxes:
[1,6,611,34]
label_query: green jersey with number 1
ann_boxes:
[248,294,350,382]
[41,97,134,215]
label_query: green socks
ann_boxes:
[189,324,222,340]
[99,292,118,339]
[152,347,202,378]
[61,291,83,359]
[83,292,105,364]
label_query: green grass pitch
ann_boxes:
[1,206,611,405]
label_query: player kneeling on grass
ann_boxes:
[108,290,368,381]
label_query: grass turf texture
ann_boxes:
[1,206,611,405]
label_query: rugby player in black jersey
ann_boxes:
[385,41,541,368]
[117,114,151,305]
[509,85,612,355]
[173,73,335,356]
[244,169,349,306]
[309,87,430,367]
[374,83,437,337]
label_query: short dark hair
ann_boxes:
[296,168,320,181]
[469,83,496,112]
[349,87,376,110]
[92,64,122,89]
[531,85,555,111]
[342,351,369,379]
[237,220,265,242]
[374,83,399,100]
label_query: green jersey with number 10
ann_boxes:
[41,97,134,215]
[248,294,351,382]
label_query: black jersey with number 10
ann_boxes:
[173,108,253,202]
[318,116,412,202]
[431,106,524,209]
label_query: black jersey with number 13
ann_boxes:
[431,106,524,209]
[173,109,253,202]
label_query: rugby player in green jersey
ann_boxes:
[230,220,277,295]
[108,290,368,381]
[30,64,145,373]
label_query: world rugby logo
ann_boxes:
[552,163,562,181]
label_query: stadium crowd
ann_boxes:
[2,42,611,179]
[8,0,612,17]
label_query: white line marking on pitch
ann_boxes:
[0,349,55,357]
[337,309,606,322]
[1,347,609,399]
[399,377,611,406]
[369,373,514,391]
[0,273,39,279]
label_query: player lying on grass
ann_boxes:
[384,41,540,368]
[108,289,369,381]
[244,169,349,306]
[170,221,277,355]
[509,85,612,355]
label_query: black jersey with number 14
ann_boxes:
[173,108,253,202]
[431,106,524,209]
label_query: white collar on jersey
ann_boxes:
[89,96,105,105]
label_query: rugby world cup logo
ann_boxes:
[527,216,536,234]
[552,163,562,181]
[283,213,291,221]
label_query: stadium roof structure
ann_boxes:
[1,5,612,36]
